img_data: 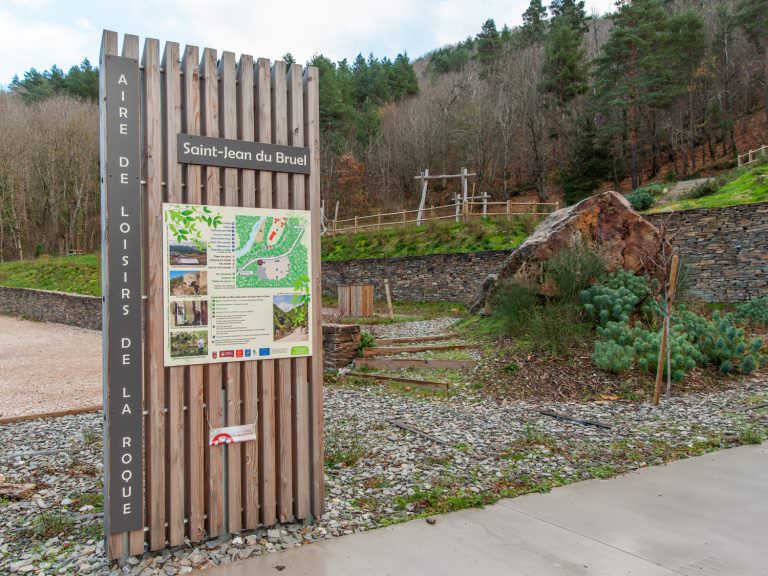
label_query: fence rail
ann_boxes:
[737,145,767,167]
[327,198,560,235]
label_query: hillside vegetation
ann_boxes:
[0,253,100,296]
[322,217,533,261]
[651,160,768,212]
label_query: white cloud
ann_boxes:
[0,10,98,83]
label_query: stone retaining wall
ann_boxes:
[646,203,768,302]
[324,202,768,304]
[322,324,360,371]
[0,286,101,330]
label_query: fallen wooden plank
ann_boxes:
[362,343,474,357]
[355,358,477,370]
[386,419,450,446]
[0,404,102,426]
[539,410,611,430]
[345,371,449,392]
[374,334,460,346]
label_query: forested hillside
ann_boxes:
[0,0,766,262]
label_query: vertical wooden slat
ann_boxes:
[256,57,277,528]
[142,36,166,553]
[287,63,309,521]
[100,28,124,561]
[121,32,147,558]
[271,60,293,523]
[237,53,260,531]
[200,46,224,538]
[181,44,206,543]
[162,40,185,548]
[218,50,243,534]
[304,65,325,519]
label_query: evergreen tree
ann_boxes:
[542,14,588,104]
[10,59,98,102]
[593,0,675,189]
[476,18,501,70]
[281,52,295,66]
[391,53,419,99]
[560,117,614,205]
[549,0,587,31]
[522,0,549,42]
[736,0,768,120]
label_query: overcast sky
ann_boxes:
[0,0,617,86]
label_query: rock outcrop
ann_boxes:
[470,191,667,313]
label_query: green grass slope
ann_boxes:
[0,253,100,296]
[652,160,768,212]
[321,217,535,261]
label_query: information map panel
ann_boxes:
[162,203,313,366]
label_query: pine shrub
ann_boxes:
[735,296,768,327]
[626,189,656,211]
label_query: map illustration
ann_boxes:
[234,214,309,288]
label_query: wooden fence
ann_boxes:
[101,31,323,559]
[737,144,767,167]
[327,198,559,235]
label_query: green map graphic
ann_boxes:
[234,214,309,289]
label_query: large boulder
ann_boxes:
[470,191,667,313]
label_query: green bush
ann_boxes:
[356,331,377,356]
[626,189,656,211]
[632,328,702,382]
[685,180,719,199]
[735,296,768,327]
[492,280,537,333]
[687,311,764,375]
[491,281,587,355]
[545,240,606,301]
[592,340,633,373]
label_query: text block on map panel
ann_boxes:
[162,203,313,366]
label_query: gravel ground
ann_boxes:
[1,316,767,574]
[0,317,101,419]
[365,318,460,339]
[2,378,766,574]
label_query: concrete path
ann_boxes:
[204,442,768,576]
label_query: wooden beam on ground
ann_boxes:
[386,419,450,445]
[345,371,449,392]
[0,404,103,426]
[362,343,474,357]
[354,358,477,371]
[374,334,460,346]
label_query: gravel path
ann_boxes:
[2,377,766,574]
[1,316,766,575]
[0,317,101,419]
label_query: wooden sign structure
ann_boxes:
[100,30,323,560]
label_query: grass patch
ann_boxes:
[324,422,366,467]
[322,217,533,261]
[31,512,77,539]
[738,426,764,445]
[0,253,100,296]
[651,160,768,212]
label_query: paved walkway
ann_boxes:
[0,316,101,418]
[204,442,768,576]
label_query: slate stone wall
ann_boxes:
[324,202,768,304]
[0,286,102,330]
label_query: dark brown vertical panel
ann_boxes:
[237,53,260,531]
[271,60,294,523]
[100,28,124,561]
[303,65,325,518]
[142,35,166,552]
[121,32,147,559]
[256,57,277,528]
[287,63,310,521]
[218,50,243,534]
[181,44,206,543]
[200,46,224,538]
[162,40,185,548]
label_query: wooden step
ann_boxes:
[374,334,459,346]
[362,343,474,358]
[345,371,449,392]
[354,358,477,370]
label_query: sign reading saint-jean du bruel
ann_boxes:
[100,30,321,558]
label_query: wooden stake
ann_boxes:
[653,254,680,405]
[384,279,394,319]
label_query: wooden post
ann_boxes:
[463,200,469,223]
[416,168,429,226]
[653,254,680,405]
[377,214,381,231]
[455,194,461,223]
[506,199,511,221]
[482,192,488,216]
[461,167,468,203]
[354,215,358,233]
[384,279,394,319]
